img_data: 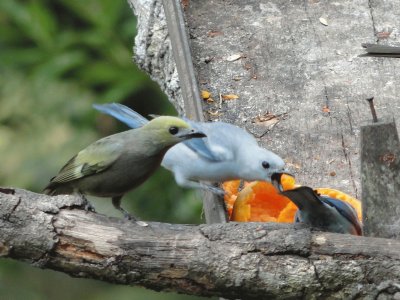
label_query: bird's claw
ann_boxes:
[79,194,96,212]
[205,185,226,196]
[135,220,149,227]
[84,202,96,213]
[123,211,134,220]
[123,211,149,227]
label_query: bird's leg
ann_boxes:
[199,183,225,196]
[238,180,245,192]
[79,193,96,212]
[175,174,225,195]
[112,196,148,227]
[112,196,134,219]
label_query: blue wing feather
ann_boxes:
[321,196,363,235]
[182,138,220,161]
[93,103,149,129]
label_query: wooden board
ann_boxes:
[186,0,400,197]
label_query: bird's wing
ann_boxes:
[321,197,363,235]
[181,138,219,161]
[177,118,220,161]
[51,140,123,183]
[182,121,250,162]
[93,103,149,129]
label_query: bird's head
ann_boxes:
[143,116,206,147]
[239,147,288,183]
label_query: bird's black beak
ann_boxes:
[271,171,294,192]
[177,129,206,139]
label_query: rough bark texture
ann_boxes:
[128,0,400,199]
[1,188,400,299]
[128,0,186,115]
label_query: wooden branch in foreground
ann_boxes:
[1,188,400,299]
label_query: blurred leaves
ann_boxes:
[0,69,96,190]
[0,0,149,103]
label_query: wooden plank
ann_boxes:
[161,0,227,223]
[185,0,400,199]
[361,120,400,238]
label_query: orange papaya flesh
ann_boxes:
[223,174,362,223]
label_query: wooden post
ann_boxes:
[161,0,227,224]
[361,120,400,238]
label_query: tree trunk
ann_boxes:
[1,188,400,299]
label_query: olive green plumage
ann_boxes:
[44,116,205,222]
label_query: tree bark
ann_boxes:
[128,0,186,115]
[1,188,400,299]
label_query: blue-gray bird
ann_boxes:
[281,186,362,235]
[93,103,287,195]
[44,115,206,225]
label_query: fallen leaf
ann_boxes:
[253,113,280,127]
[221,94,239,100]
[243,62,252,70]
[319,17,328,26]
[322,105,330,113]
[377,31,391,39]
[252,112,288,133]
[207,30,223,37]
[226,54,242,62]
[285,161,302,170]
[207,110,220,116]
[380,152,396,167]
[181,0,189,9]
[201,90,211,100]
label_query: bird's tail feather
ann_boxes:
[43,181,73,196]
[281,186,322,211]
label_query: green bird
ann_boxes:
[44,115,206,225]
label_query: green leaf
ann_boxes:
[60,0,126,30]
[33,50,88,79]
[26,1,58,48]
[0,0,57,48]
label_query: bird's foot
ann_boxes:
[84,202,96,213]
[203,185,226,196]
[135,220,149,227]
[122,211,148,227]
[79,194,96,212]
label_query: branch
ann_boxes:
[1,188,400,299]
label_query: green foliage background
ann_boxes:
[0,0,207,299]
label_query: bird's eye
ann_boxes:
[169,126,179,135]
[262,161,270,169]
